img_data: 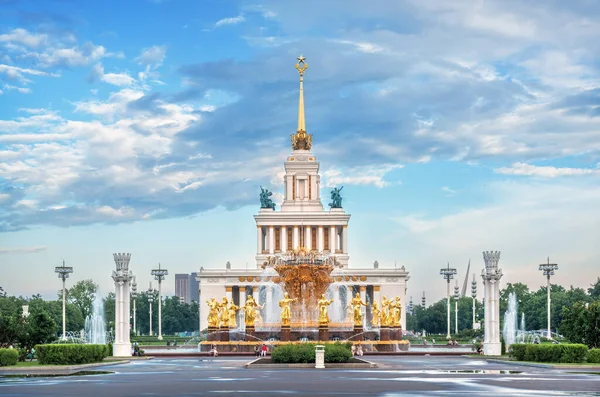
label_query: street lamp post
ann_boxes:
[131,276,137,336]
[151,263,168,340]
[471,273,478,329]
[454,280,460,335]
[148,282,154,336]
[440,262,457,340]
[539,257,558,340]
[54,260,73,340]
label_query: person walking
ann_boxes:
[254,345,260,357]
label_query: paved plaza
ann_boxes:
[0,356,598,396]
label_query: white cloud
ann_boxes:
[135,45,167,67]
[441,186,456,195]
[0,246,47,254]
[495,162,600,178]
[214,15,245,28]
[3,84,31,94]
[0,28,48,48]
[323,164,403,188]
[333,40,385,54]
[102,72,136,87]
[393,179,600,301]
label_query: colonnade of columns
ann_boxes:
[257,225,348,254]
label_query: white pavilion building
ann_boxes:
[196,56,409,332]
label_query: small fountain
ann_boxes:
[85,295,107,344]
[502,292,518,351]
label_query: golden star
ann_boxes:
[297,54,306,63]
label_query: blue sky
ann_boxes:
[1,0,599,302]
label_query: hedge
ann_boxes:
[509,343,588,363]
[35,344,110,365]
[588,349,600,364]
[0,349,18,366]
[271,343,352,364]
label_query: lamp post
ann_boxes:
[151,263,168,340]
[421,291,426,308]
[131,276,138,336]
[454,279,460,335]
[54,260,73,340]
[440,262,457,340]
[148,282,154,336]
[539,257,558,340]
[471,273,477,329]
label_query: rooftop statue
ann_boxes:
[329,186,344,208]
[259,186,276,210]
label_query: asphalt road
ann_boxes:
[1,356,599,397]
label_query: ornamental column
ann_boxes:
[112,253,133,357]
[281,227,288,252]
[318,226,324,252]
[482,251,502,356]
[342,226,348,254]
[305,226,311,250]
[268,226,275,254]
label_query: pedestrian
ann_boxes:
[254,345,260,357]
[351,344,356,355]
[357,345,363,356]
[261,343,267,357]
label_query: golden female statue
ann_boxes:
[228,302,240,328]
[219,297,229,327]
[279,293,297,326]
[206,297,221,328]
[317,294,334,325]
[381,296,390,327]
[371,300,381,327]
[390,296,402,327]
[349,293,368,327]
[242,295,263,327]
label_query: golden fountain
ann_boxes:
[261,246,342,326]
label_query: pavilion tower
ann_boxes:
[254,55,350,267]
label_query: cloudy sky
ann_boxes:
[1,0,599,303]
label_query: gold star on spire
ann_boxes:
[291,55,312,151]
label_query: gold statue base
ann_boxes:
[351,325,364,341]
[220,326,230,342]
[380,327,390,341]
[318,324,329,342]
[207,326,220,342]
[280,325,291,342]
[390,326,403,341]
[245,325,255,340]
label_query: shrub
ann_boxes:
[0,349,18,366]
[35,344,109,365]
[509,344,527,361]
[587,349,600,364]
[518,344,588,363]
[271,343,352,364]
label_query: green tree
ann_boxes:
[588,278,600,300]
[63,279,98,319]
[17,311,57,350]
[560,300,600,348]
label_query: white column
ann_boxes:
[472,297,476,329]
[226,286,232,302]
[317,226,324,252]
[281,227,288,252]
[257,226,262,254]
[373,287,381,306]
[342,226,348,254]
[116,283,122,343]
[133,299,137,335]
[330,226,337,253]
[293,226,299,249]
[149,301,153,336]
[305,226,311,250]
[268,226,275,254]
[124,281,131,346]
[401,285,407,331]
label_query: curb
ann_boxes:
[0,360,130,376]
[245,358,377,369]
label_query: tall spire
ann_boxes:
[297,55,307,132]
[291,55,313,151]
